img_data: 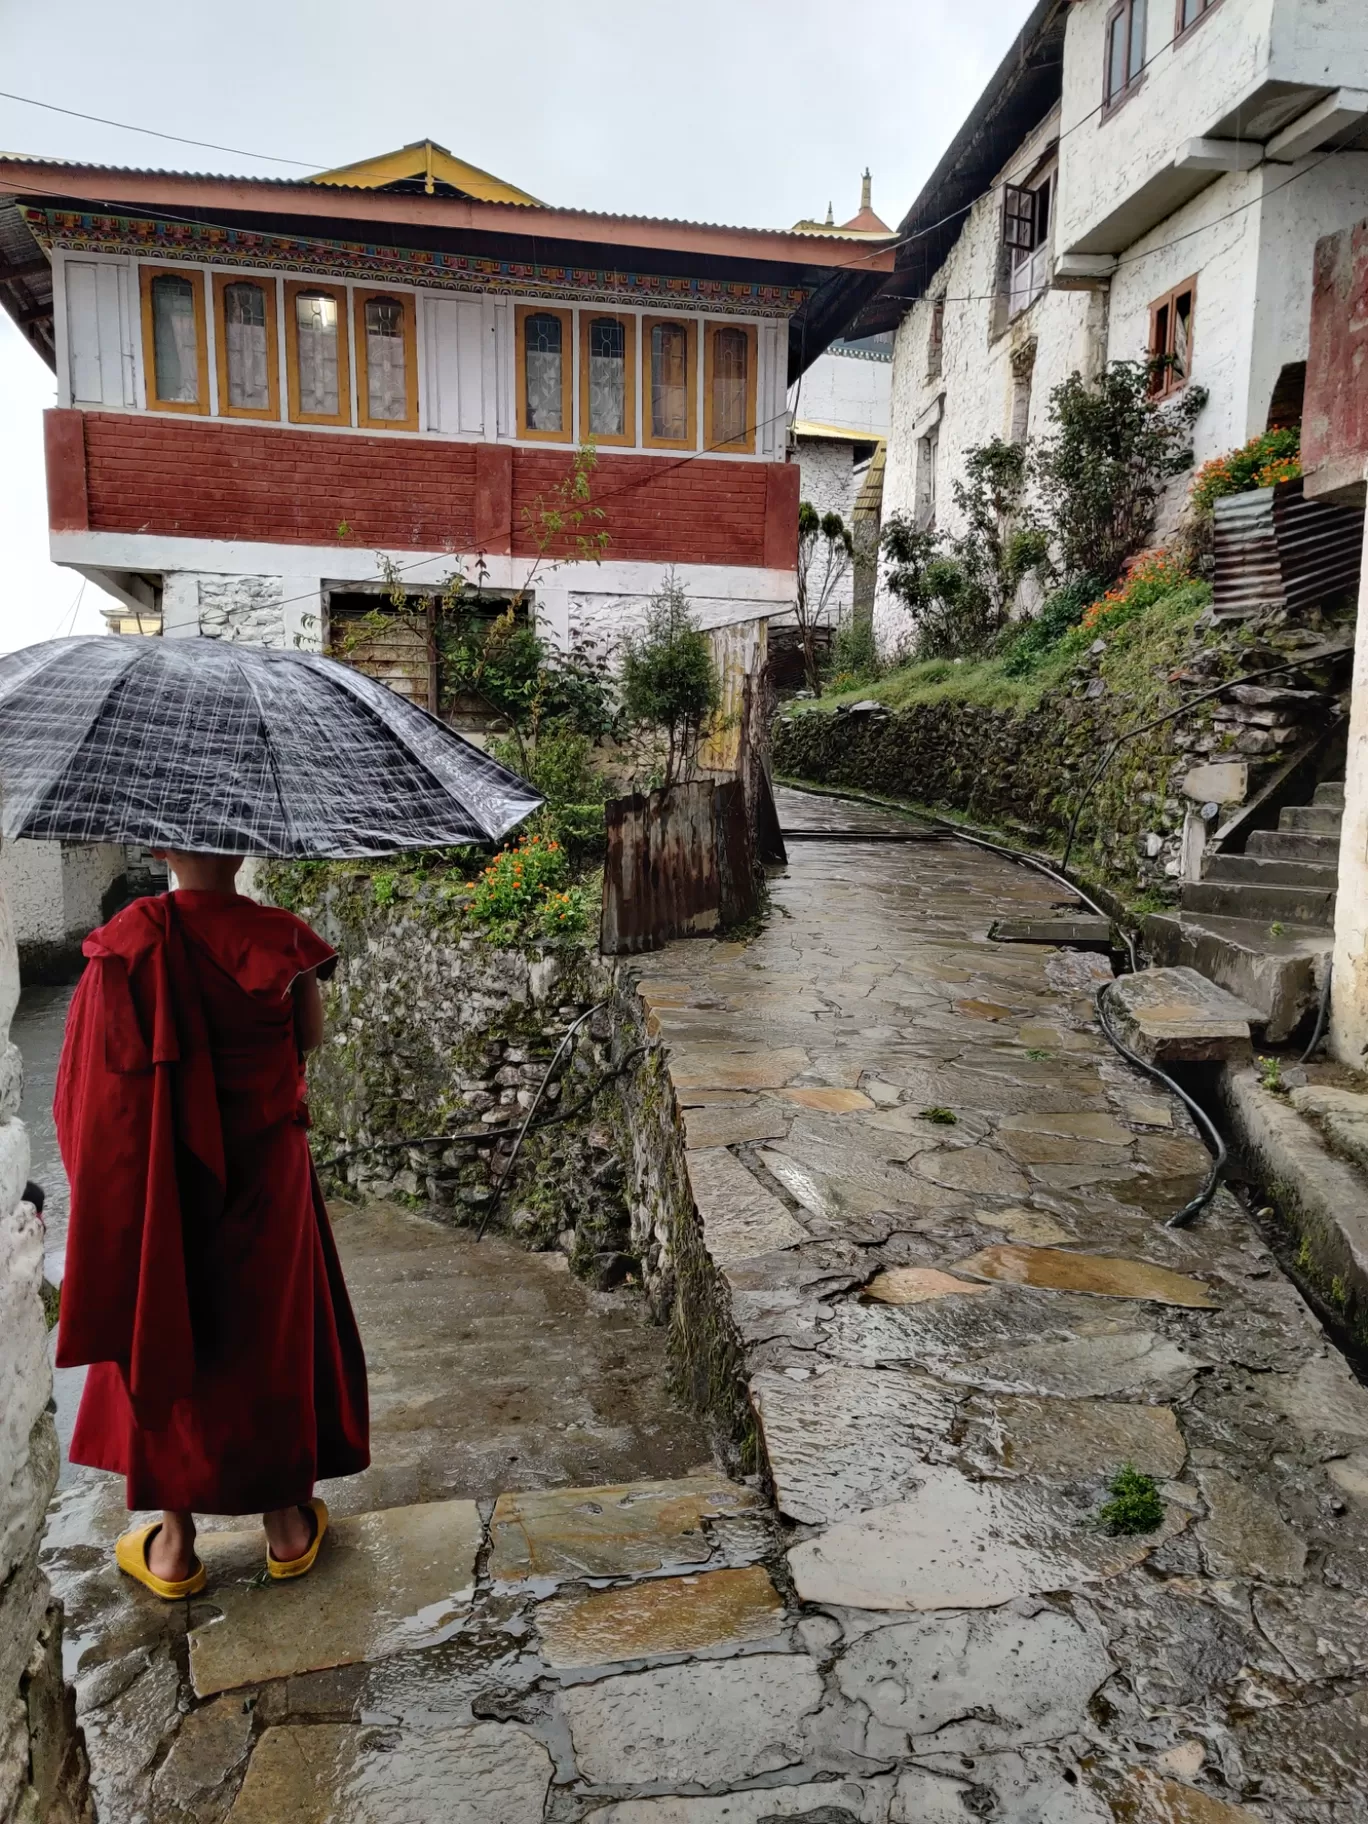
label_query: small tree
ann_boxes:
[795,503,854,694]
[1033,361,1207,585]
[620,577,721,789]
[879,437,1050,658]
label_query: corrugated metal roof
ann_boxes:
[0,152,888,246]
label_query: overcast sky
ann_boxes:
[0,0,1031,653]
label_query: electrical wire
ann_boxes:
[1299,959,1334,1064]
[0,89,320,167]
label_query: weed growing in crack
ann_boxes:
[1098,1464,1164,1535]
[1024,1047,1052,1060]
[920,1106,958,1125]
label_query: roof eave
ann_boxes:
[0,161,896,275]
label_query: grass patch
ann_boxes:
[1097,1463,1165,1535]
[919,1106,958,1125]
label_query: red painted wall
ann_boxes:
[1304,219,1368,503]
[54,411,796,570]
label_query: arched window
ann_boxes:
[214,276,279,417]
[286,283,349,425]
[140,268,207,412]
[586,316,627,438]
[363,295,409,423]
[516,307,572,440]
[644,317,696,448]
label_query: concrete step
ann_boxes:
[1182,879,1337,925]
[1313,780,1346,810]
[1201,853,1341,890]
[1143,909,1331,1042]
[1247,827,1342,864]
[1280,803,1342,834]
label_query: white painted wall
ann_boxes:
[794,347,891,438]
[0,839,125,963]
[1331,496,1368,1066]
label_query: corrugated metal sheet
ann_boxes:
[697,619,767,777]
[1212,479,1364,619]
[601,781,721,956]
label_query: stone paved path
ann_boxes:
[42,789,1368,1821]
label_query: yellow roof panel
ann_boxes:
[311,139,540,205]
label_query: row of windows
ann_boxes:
[139,267,762,452]
[1103,0,1221,110]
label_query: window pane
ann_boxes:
[712,326,748,445]
[525,312,564,432]
[651,322,688,440]
[295,292,339,416]
[224,281,270,410]
[1128,0,1146,80]
[365,296,408,422]
[152,273,199,403]
[1173,291,1193,380]
[1106,12,1126,99]
[587,316,626,437]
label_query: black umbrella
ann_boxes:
[0,636,542,858]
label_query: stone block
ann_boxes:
[1103,967,1262,1062]
[487,1473,758,1585]
[1189,762,1254,806]
[535,1565,784,1668]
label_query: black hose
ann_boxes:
[1299,959,1334,1065]
[1093,980,1228,1229]
[923,816,1224,1227]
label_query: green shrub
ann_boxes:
[490,722,609,868]
[620,579,721,787]
[998,576,1102,677]
[469,832,570,938]
[828,617,881,687]
[1097,1463,1165,1535]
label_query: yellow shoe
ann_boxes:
[267,1498,328,1581]
[115,1523,207,1600]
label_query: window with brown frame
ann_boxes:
[1176,0,1219,38]
[139,266,209,413]
[927,297,945,378]
[1103,0,1147,107]
[579,312,635,445]
[704,322,757,453]
[644,316,697,450]
[285,282,351,425]
[213,274,279,420]
[1148,277,1197,397]
[516,305,573,441]
[355,289,418,431]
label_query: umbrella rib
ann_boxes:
[228,644,299,857]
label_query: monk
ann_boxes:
[54,851,369,1598]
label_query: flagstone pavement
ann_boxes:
[42,789,1368,1822]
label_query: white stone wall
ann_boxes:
[163,571,323,651]
[794,439,863,624]
[0,841,125,965]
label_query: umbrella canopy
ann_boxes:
[0,636,542,858]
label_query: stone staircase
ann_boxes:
[1145,779,1342,1041]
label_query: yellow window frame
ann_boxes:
[212,272,281,421]
[515,304,574,443]
[285,281,352,427]
[578,310,637,448]
[704,320,758,454]
[643,314,698,451]
[354,287,420,433]
[138,265,209,415]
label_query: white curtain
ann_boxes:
[366,298,408,421]
[152,275,199,404]
[296,293,339,416]
[587,318,625,437]
[651,323,687,440]
[712,327,748,445]
[525,314,563,432]
[225,283,269,410]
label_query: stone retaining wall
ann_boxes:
[774,611,1350,899]
[267,868,750,1454]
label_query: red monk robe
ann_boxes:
[55,890,369,1514]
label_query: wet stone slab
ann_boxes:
[954,1243,1219,1308]
[486,1473,759,1585]
[787,1463,1188,1610]
[686,1147,811,1266]
[189,1499,483,1697]
[958,1393,1188,1480]
[558,1651,824,1786]
[225,1720,552,1823]
[535,1565,785,1668]
[751,1366,959,1524]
